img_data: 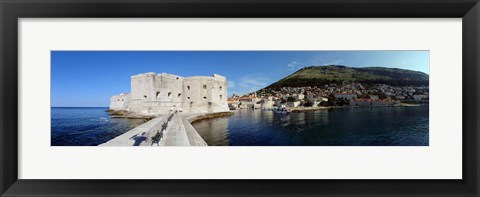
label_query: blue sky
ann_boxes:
[51,51,429,107]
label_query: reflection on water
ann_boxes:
[193,106,429,146]
[195,117,230,146]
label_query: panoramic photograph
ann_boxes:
[51,51,429,146]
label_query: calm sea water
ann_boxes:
[51,107,146,146]
[192,106,429,146]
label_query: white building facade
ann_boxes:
[334,93,358,100]
[110,72,229,115]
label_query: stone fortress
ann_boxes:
[110,72,229,115]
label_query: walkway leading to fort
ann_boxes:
[100,112,208,146]
[157,113,190,146]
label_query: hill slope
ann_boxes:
[265,65,429,89]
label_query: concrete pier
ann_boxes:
[100,112,208,146]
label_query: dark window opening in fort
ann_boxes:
[176,77,179,80]
[121,99,124,101]
[208,102,212,105]
[220,86,222,90]
[203,85,207,89]
[143,95,147,98]
[187,97,190,99]
[203,97,207,99]
[117,99,120,101]
[168,92,172,97]
[156,91,160,98]
[187,86,190,90]
[178,93,181,97]
[220,95,223,99]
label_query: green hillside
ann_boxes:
[265,65,429,89]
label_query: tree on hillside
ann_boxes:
[320,94,336,106]
[303,99,313,107]
[287,96,296,102]
[336,98,350,106]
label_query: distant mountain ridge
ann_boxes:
[265,65,429,89]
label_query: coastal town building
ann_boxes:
[334,93,358,100]
[237,94,262,109]
[312,97,328,106]
[226,81,428,110]
[260,100,275,110]
[110,72,229,115]
[350,99,401,107]
[413,94,428,101]
[369,95,379,100]
[286,101,302,108]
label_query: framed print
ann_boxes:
[1,0,479,196]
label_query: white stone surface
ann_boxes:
[99,115,167,146]
[110,73,229,115]
[109,93,130,110]
[100,112,208,146]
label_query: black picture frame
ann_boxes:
[1,0,479,196]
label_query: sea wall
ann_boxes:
[100,114,170,146]
[187,111,234,124]
[100,111,234,146]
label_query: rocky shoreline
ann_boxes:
[106,109,155,120]
[287,103,427,113]
[189,111,235,124]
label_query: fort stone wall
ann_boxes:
[182,75,227,113]
[109,93,130,111]
[110,72,229,115]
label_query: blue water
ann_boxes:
[192,106,429,146]
[51,107,147,146]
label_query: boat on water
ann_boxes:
[273,107,291,114]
